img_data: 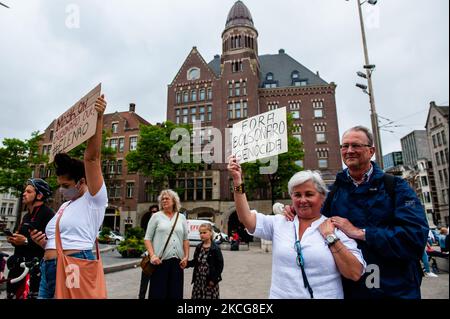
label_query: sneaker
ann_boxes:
[424,272,438,278]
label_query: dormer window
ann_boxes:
[291,71,299,79]
[266,73,274,81]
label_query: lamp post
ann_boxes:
[352,0,384,169]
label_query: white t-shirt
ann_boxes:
[45,183,108,251]
[248,212,366,299]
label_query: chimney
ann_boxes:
[129,103,136,113]
[430,101,436,107]
[214,54,220,59]
[279,49,285,54]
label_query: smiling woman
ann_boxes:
[227,155,366,299]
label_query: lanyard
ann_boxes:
[293,221,314,299]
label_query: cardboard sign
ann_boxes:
[232,107,288,163]
[49,84,101,163]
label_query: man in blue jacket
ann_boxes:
[322,126,429,299]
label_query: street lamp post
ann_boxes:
[354,0,384,169]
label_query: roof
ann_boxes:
[104,111,150,130]
[207,50,329,87]
[225,1,255,30]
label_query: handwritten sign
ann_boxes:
[49,84,101,163]
[232,107,288,163]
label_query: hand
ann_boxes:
[94,94,107,117]
[151,255,162,265]
[30,229,47,249]
[7,233,27,246]
[180,257,188,269]
[330,216,364,240]
[227,155,242,185]
[282,204,295,221]
[319,218,335,239]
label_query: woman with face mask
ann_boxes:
[30,95,108,299]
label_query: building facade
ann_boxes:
[0,190,18,231]
[425,101,449,227]
[400,130,431,168]
[164,1,341,235]
[383,151,403,171]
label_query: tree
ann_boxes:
[242,114,304,205]
[126,121,202,198]
[0,131,46,229]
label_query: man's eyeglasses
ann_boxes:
[340,143,372,150]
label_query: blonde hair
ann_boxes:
[157,189,181,213]
[199,223,213,239]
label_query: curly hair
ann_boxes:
[54,153,85,182]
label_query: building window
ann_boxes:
[228,102,247,119]
[183,91,189,103]
[229,83,233,97]
[318,159,328,168]
[207,105,212,122]
[266,73,273,81]
[242,81,247,96]
[292,71,299,79]
[432,135,437,148]
[442,189,448,204]
[7,204,14,216]
[441,150,446,164]
[129,136,138,151]
[436,152,441,166]
[423,192,431,203]
[235,82,241,96]
[314,109,324,118]
[442,131,447,145]
[176,92,181,104]
[316,133,326,143]
[437,133,443,146]
[187,67,200,81]
[126,183,134,198]
[439,170,444,183]
[191,90,197,102]
[207,87,212,100]
[291,111,300,119]
[117,160,122,175]
[433,116,437,126]
[199,106,205,122]
[112,123,118,134]
[268,102,279,111]
[110,139,117,151]
[119,138,124,153]
[49,129,54,142]
[0,203,6,215]
[228,103,233,119]
[199,89,206,101]
[421,176,428,187]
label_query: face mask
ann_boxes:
[59,181,80,200]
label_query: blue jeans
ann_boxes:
[38,250,95,299]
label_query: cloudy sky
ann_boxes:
[0,0,448,156]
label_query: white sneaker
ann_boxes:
[425,272,438,278]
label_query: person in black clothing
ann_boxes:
[187,223,224,299]
[6,178,54,299]
[138,204,159,299]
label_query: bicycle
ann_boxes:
[0,257,40,299]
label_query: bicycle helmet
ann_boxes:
[27,178,52,200]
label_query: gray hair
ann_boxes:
[343,126,374,146]
[288,170,328,197]
[157,189,181,213]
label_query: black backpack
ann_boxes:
[322,173,396,216]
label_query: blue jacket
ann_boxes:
[322,162,429,299]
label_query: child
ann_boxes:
[187,223,224,299]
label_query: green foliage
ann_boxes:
[98,226,112,244]
[118,227,146,258]
[242,113,304,203]
[126,121,202,195]
[0,131,45,198]
[125,226,145,240]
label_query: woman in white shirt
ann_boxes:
[30,95,108,299]
[227,155,365,299]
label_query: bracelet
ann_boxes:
[234,183,245,194]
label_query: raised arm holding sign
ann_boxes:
[232,107,288,163]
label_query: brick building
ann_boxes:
[165,1,341,234]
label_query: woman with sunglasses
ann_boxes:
[227,155,365,299]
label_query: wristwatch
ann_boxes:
[24,238,29,245]
[234,183,245,194]
[325,233,340,246]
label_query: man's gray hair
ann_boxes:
[343,126,374,146]
[158,189,181,213]
[288,170,329,196]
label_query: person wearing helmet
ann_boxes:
[5,178,55,299]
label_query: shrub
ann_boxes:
[118,227,146,258]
